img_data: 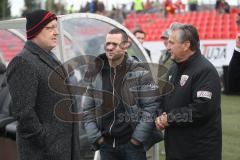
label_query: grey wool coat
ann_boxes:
[6,41,80,160]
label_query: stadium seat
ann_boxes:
[124,10,239,41]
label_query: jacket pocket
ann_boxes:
[17,123,46,148]
[43,122,71,155]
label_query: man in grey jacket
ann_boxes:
[82,28,162,160]
[0,60,11,116]
[6,9,80,160]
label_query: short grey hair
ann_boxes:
[169,22,184,31]
[168,22,184,40]
[170,23,200,51]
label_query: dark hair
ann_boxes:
[108,28,128,42]
[133,29,145,36]
[176,24,200,51]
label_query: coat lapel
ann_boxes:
[24,41,66,79]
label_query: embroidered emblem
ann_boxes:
[180,75,189,86]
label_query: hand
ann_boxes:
[155,112,169,130]
[130,138,141,146]
[97,137,104,145]
[236,33,240,49]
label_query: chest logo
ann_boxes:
[180,75,189,86]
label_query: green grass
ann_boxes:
[221,95,240,160]
[158,94,240,160]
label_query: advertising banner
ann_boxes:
[145,40,235,67]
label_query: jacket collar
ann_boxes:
[24,40,66,79]
[175,50,201,69]
[98,53,136,71]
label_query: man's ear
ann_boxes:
[120,41,131,50]
[124,41,131,49]
[183,41,190,51]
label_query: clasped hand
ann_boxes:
[155,112,169,130]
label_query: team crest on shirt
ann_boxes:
[180,75,189,86]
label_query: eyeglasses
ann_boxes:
[44,25,58,31]
[104,41,131,50]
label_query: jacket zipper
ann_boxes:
[109,68,116,148]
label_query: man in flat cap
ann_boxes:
[6,9,80,160]
[158,29,172,80]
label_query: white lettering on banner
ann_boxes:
[197,91,212,99]
[145,40,235,67]
[202,43,227,60]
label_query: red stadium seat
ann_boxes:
[124,10,238,41]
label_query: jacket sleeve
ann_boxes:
[228,49,240,92]
[131,68,161,143]
[6,56,46,145]
[82,85,102,145]
[167,67,221,127]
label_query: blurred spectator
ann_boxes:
[215,0,222,11]
[215,0,220,8]
[144,0,161,14]
[164,0,175,17]
[81,0,105,14]
[89,0,98,13]
[158,29,172,79]
[188,0,198,11]
[223,1,230,13]
[174,0,185,14]
[133,29,151,60]
[144,0,153,11]
[215,0,230,14]
[80,1,89,12]
[236,13,240,29]
[96,1,105,14]
[112,7,125,24]
[54,2,66,14]
[132,0,144,13]
[67,4,75,14]
[121,4,129,19]
[158,22,183,78]
[159,29,171,66]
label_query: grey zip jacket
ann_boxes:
[82,53,163,151]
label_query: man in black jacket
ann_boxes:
[83,28,162,160]
[7,10,80,160]
[228,34,240,93]
[228,15,240,93]
[155,24,222,160]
